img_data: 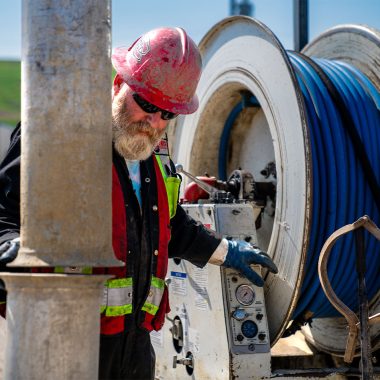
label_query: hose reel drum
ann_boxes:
[171,16,380,356]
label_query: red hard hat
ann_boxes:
[112,27,202,114]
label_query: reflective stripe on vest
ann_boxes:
[101,277,133,317]
[155,155,181,219]
[141,276,165,315]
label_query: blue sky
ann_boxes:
[1,0,380,60]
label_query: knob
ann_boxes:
[232,308,247,321]
[256,313,263,321]
[236,334,244,342]
[258,333,266,341]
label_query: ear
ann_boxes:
[113,74,124,97]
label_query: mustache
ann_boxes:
[130,122,155,135]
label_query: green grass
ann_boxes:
[0,61,21,126]
[0,61,116,127]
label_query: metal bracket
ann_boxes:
[318,215,380,366]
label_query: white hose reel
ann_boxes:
[171,16,380,356]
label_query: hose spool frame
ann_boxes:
[171,16,380,356]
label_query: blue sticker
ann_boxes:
[171,271,187,279]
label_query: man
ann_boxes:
[0,27,277,379]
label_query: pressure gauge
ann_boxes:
[235,284,255,306]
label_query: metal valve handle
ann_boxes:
[173,354,194,369]
[175,164,220,197]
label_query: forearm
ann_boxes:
[207,238,229,265]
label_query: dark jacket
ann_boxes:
[0,123,221,327]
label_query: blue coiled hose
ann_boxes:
[218,54,380,319]
[290,54,380,318]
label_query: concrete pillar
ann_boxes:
[0,1,120,378]
[2,274,109,380]
[12,0,119,267]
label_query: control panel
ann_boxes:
[223,267,270,354]
[186,203,270,355]
[154,202,271,380]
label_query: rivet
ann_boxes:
[154,249,159,256]
[145,178,151,183]
[152,205,158,211]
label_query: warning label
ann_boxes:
[170,271,187,296]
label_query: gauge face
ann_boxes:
[235,284,255,306]
[241,320,258,339]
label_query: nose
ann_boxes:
[146,112,167,129]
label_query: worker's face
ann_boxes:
[112,84,169,160]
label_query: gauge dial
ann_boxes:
[241,320,258,339]
[235,284,255,306]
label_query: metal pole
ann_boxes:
[355,228,374,379]
[230,0,254,17]
[293,0,308,51]
[1,0,119,378]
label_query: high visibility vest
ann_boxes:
[36,154,180,335]
[99,154,180,335]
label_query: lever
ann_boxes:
[175,164,219,198]
[173,353,194,369]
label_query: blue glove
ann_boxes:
[223,240,278,287]
[0,238,20,267]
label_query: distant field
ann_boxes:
[0,61,116,127]
[0,61,115,125]
[0,60,21,127]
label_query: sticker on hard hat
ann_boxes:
[132,36,150,62]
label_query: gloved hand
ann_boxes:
[223,240,278,287]
[0,237,20,266]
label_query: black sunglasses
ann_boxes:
[132,93,178,120]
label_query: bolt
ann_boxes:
[248,344,255,351]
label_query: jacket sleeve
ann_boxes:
[0,123,21,246]
[168,204,222,268]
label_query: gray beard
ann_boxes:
[112,118,164,161]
